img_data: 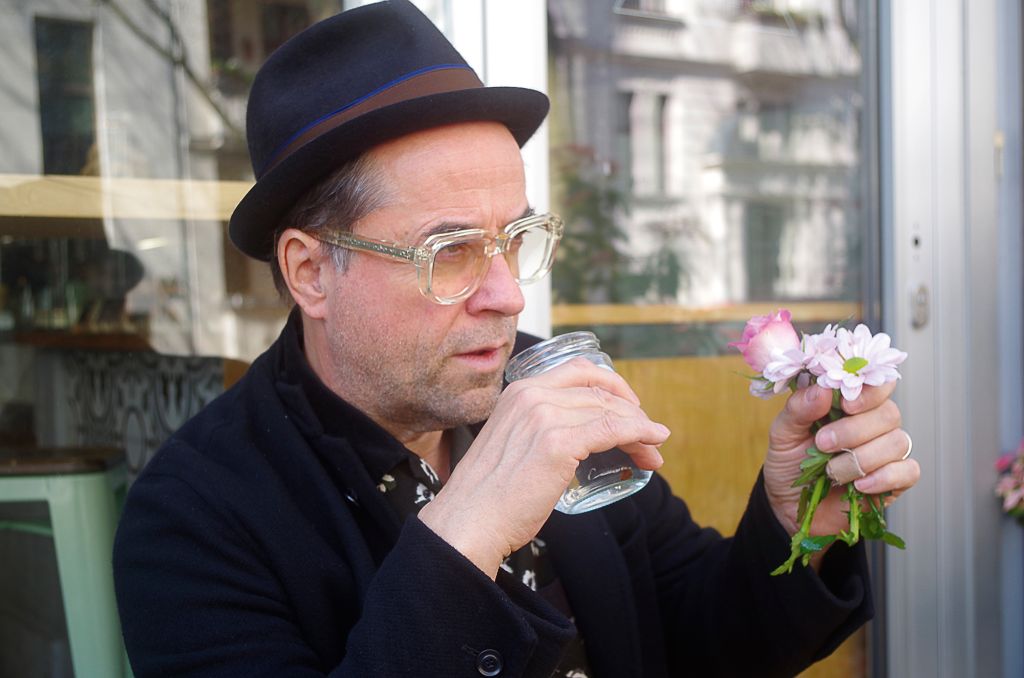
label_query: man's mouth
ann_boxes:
[453,344,507,366]
[457,345,502,358]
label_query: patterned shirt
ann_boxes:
[375,426,593,678]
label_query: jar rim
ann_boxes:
[505,331,602,381]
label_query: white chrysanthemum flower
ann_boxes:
[816,324,907,401]
[763,348,807,393]
[802,324,839,377]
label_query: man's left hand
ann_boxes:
[763,382,920,539]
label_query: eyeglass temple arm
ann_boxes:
[316,233,419,263]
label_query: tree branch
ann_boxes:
[99,0,245,144]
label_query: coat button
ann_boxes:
[476,649,503,676]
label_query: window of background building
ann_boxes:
[34,17,96,176]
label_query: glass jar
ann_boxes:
[505,331,652,514]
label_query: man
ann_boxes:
[113,2,920,676]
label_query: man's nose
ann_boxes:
[464,250,525,316]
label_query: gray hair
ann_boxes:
[270,153,390,300]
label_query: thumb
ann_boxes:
[770,384,832,449]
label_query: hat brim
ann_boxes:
[229,86,549,261]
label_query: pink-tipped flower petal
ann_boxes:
[730,309,800,373]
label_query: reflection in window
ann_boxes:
[261,3,312,56]
[549,0,870,346]
[617,0,667,15]
[34,17,96,176]
[654,93,669,195]
[743,202,785,300]
[615,91,633,193]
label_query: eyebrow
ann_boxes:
[418,206,535,240]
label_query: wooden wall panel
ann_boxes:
[614,354,865,678]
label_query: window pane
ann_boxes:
[549,0,873,356]
[547,2,876,674]
[34,18,96,175]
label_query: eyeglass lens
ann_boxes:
[429,222,553,301]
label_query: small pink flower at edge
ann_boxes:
[996,451,1016,473]
[1002,486,1024,512]
[730,309,801,374]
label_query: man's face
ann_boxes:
[316,122,529,434]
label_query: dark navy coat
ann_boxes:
[113,315,872,677]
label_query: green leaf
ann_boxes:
[843,357,869,374]
[861,513,884,540]
[882,532,907,549]
[792,466,826,488]
[800,446,828,464]
[794,447,830,486]
[800,535,837,552]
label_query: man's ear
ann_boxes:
[278,229,331,319]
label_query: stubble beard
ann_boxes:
[328,318,517,433]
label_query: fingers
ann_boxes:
[853,457,920,495]
[814,399,901,452]
[507,390,669,467]
[770,384,832,448]
[517,356,641,405]
[492,363,670,471]
[503,358,669,464]
[564,410,668,469]
[840,381,898,415]
[775,382,902,452]
[821,427,918,495]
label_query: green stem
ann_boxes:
[801,474,828,534]
[772,473,829,576]
[840,483,861,546]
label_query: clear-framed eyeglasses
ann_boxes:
[311,213,564,305]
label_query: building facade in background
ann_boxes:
[549,0,867,308]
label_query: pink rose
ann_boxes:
[730,309,801,373]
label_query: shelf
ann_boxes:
[0,174,252,221]
[13,330,151,352]
[552,301,862,326]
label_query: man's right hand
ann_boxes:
[417,357,670,578]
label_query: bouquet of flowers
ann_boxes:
[995,439,1024,525]
[731,309,909,575]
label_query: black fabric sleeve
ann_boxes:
[633,471,872,678]
[114,467,574,678]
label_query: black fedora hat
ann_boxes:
[229,0,550,261]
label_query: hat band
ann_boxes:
[259,65,484,176]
